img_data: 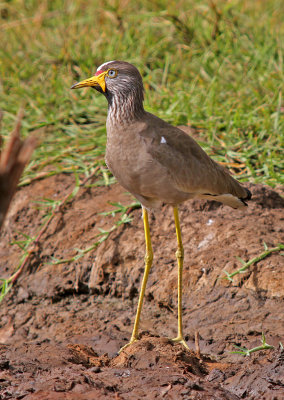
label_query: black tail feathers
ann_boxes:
[240,188,252,206]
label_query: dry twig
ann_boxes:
[195,331,201,358]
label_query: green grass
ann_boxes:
[222,242,284,282]
[0,0,283,186]
[232,333,274,357]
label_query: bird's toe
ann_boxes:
[171,336,190,351]
[118,337,138,354]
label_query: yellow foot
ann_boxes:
[171,336,190,351]
[118,337,138,354]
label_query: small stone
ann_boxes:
[90,366,101,373]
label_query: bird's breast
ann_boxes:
[105,127,149,194]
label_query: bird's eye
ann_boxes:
[107,69,117,78]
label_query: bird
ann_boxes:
[71,61,251,352]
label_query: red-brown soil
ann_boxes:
[0,172,283,399]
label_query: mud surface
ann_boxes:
[0,173,283,399]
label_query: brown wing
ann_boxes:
[139,113,250,204]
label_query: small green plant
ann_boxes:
[100,201,141,218]
[0,278,11,302]
[51,200,140,265]
[223,242,284,282]
[232,333,274,356]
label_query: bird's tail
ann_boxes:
[199,188,252,209]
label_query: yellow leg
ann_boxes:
[171,206,189,350]
[119,207,153,353]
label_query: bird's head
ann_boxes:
[71,60,144,99]
[71,61,145,122]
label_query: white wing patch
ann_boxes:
[200,193,246,209]
[160,136,167,144]
[97,60,116,71]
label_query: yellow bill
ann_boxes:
[71,71,107,92]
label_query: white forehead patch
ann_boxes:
[160,136,167,144]
[96,60,116,71]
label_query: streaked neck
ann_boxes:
[106,90,145,128]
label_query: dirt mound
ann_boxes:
[0,336,236,400]
[0,175,283,399]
